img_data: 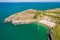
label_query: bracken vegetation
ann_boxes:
[46,11,60,40]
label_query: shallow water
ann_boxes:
[0,2,60,40]
[0,22,48,40]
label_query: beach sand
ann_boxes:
[38,20,56,27]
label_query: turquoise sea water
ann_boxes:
[0,2,60,40]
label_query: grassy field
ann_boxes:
[53,23,60,40]
[47,12,60,40]
[42,11,60,40]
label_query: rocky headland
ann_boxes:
[4,9,42,25]
[4,8,60,27]
[3,8,60,40]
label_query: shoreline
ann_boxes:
[4,8,60,28]
[38,20,56,28]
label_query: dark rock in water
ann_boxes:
[46,28,53,40]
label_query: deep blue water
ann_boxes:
[0,2,60,40]
[0,2,60,21]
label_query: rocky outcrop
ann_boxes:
[4,9,41,25]
[4,8,60,25]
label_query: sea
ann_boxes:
[0,2,60,40]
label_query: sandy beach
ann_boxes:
[38,20,56,27]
